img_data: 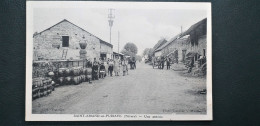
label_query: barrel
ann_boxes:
[58,77,64,85]
[65,76,72,85]
[48,71,54,77]
[72,76,77,85]
[64,68,70,77]
[72,68,77,76]
[51,81,55,91]
[58,68,64,77]
[83,68,87,75]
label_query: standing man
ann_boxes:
[161,56,165,70]
[108,59,114,76]
[166,56,171,70]
[158,57,161,69]
[92,58,99,80]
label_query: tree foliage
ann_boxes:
[121,49,135,57]
[142,48,154,61]
[123,42,138,55]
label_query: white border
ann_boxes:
[26,1,212,121]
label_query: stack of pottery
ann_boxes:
[57,68,73,85]
[32,77,54,100]
[71,67,86,85]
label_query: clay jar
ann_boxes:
[79,41,87,49]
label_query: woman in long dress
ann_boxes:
[114,57,120,76]
[103,58,109,77]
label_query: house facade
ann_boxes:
[33,19,113,61]
[154,18,207,63]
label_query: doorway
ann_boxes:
[182,50,187,62]
[100,54,106,60]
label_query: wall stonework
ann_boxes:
[33,20,112,61]
[100,42,113,59]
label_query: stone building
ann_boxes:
[33,19,113,61]
[152,39,167,57]
[154,18,207,63]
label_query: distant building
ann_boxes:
[113,52,124,60]
[33,19,113,61]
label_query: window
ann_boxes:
[203,49,206,56]
[62,36,69,47]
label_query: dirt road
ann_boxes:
[32,62,206,114]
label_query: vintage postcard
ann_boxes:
[26,1,212,121]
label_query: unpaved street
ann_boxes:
[32,62,206,114]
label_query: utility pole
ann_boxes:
[108,9,115,44]
[118,31,120,58]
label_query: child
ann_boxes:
[122,60,127,76]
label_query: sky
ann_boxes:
[33,3,207,55]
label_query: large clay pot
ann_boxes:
[72,67,78,76]
[58,68,66,77]
[64,68,70,77]
[65,76,72,85]
[48,71,54,77]
[79,42,87,49]
[83,68,87,75]
[58,77,64,85]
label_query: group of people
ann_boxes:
[152,56,172,70]
[85,56,129,83]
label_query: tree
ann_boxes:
[142,48,153,61]
[123,42,138,55]
[121,49,135,57]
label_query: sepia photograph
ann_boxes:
[26,1,212,121]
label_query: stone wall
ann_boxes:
[33,20,102,61]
